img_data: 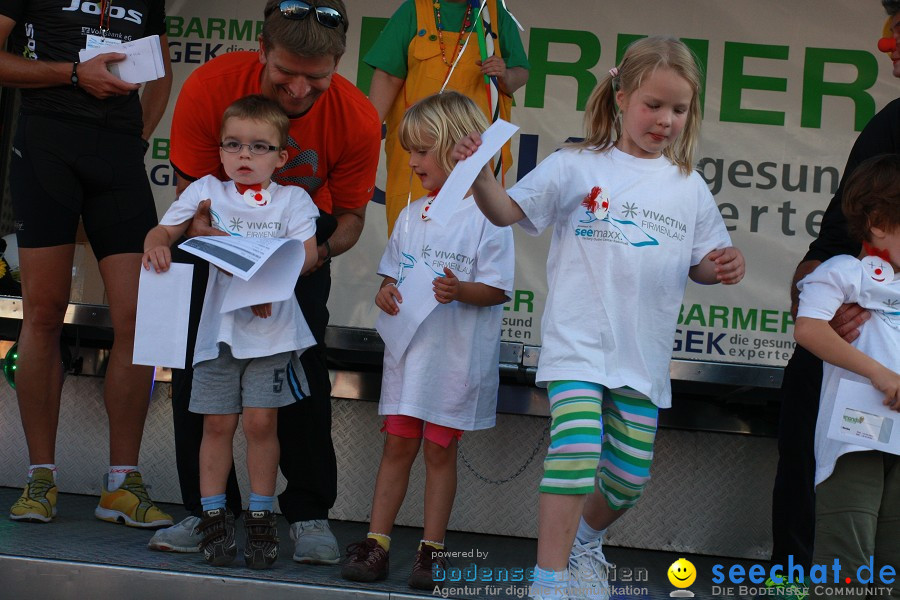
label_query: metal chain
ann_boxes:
[458,418,550,485]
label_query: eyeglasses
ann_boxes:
[266,1,344,30]
[220,141,280,155]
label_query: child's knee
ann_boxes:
[242,409,277,441]
[423,438,457,467]
[383,434,421,463]
[203,413,239,437]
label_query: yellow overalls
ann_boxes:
[384,0,513,235]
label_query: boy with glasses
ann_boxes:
[142,95,319,569]
[149,0,380,563]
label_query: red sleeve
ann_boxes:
[170,69,225,181]
[324,77,381,212]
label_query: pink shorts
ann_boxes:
[381,415,463,448]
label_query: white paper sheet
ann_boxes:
[220,241,306,313]
[133,263,194,369]
[827,379,900,456]
[375,263,441,358]
[425,119,519,225]
[178,236,295,281]
[79,34,165,84]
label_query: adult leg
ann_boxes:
[875,454,900,600]
[98,253,153,465]
[278,263,336,522]
[16,245,75,464]
[772,347,821,570]
[369,433,421,535]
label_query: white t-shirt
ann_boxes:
[160,175,319,365]
[377,196,515,430]
[796,254,900,485]
[508,147,732,408]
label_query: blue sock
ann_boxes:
[248,492,274,512]
[201,493,227,512]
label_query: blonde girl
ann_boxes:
[342,91,515,591]
[453,36,745,599]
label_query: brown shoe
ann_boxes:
[408,543,447,590]
[341,538,389,582]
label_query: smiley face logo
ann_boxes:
[863,256,894,284]
[668,558,696,588]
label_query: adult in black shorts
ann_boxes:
[770,0,900,574]
[0,0,173,527]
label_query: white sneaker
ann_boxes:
[289,519,340,564]
[147,515,202,552]
[568,539,613,599]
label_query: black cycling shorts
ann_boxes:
[10,114,158,260]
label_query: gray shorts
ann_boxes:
[189,345,309,415]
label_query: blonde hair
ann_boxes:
[398,91,491,176]
[221,95,290,149]
[577,35,703,175]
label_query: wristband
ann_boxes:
[323,239,332,260]
[71,61,80,88]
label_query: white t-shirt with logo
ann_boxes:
[377,196,515,430]
[160,175,319,365]
[797,254,900,485]
[508,147,731,408]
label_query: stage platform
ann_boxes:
[0,488,776,600]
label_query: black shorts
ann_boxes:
[10,114,158,260]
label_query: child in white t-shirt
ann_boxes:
[794,153,900,596]
[142,95,318,570]
[453,36,745,600]
[340,91,514,590]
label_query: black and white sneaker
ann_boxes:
[198,508,237,566]
[243,510,279,569]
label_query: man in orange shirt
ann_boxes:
[148,0,380,564]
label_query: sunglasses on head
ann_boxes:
[267,0,344,30]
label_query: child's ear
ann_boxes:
[277,149,288,169]
[871,225,887,240]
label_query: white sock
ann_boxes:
[107,466,138,490]
[28,464,57,483]
[575,516,606,545]
[531,565,569,599]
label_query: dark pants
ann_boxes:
[771,346,821,571]
[171,246,337,522]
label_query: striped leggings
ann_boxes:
[540,380,659,509]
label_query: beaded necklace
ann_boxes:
[433,1,472,67]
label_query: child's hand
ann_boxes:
[251,303,272,318]
[451,132,483,163]
[871,366,900,411]
[376,281,402,315]
[433,267,459,304]
[142,246,172,272]
[709,247,745,284]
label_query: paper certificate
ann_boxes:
[375,263,440,359]
[826,379,900,455]
[79,34,166,84]
[425,119,519,226]
[133,263,193,369]
[178,236,306,312]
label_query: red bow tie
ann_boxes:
[235,182,263,194]
[863,241,891,261]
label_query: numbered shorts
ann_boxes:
[382,415,463,449]
[541,381,658,509]
[10,114,157,259]
[189,345,308,414]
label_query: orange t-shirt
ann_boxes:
[170,51,380,213]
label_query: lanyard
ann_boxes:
[99,0,112,38]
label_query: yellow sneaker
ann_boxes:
[94,471,173,529]
[9,468,57,523]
